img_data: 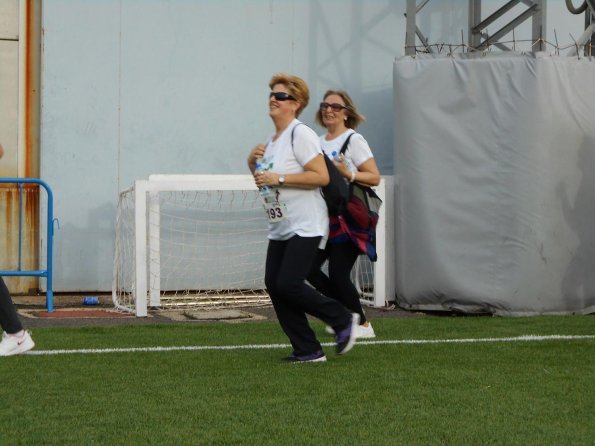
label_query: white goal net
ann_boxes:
[112,174,393,316]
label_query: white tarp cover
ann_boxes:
[394,53,595,315]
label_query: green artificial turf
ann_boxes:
[0,316,593,445]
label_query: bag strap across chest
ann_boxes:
[339,132,355,156]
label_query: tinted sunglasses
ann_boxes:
[320,102,347,112]
[269,91,296,101]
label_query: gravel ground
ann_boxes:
[14,293,423,329]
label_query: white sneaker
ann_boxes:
[356,322,376,339]
[0,331,35,356]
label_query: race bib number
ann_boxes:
[264,202,287,223]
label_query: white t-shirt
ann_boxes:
[319,129,374,172]
[261,119,329,241]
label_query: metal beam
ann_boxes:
[567,22,595,55]
[469,0,482,48]
[415,26,434,53]
[586,0,595,55]
[565,0,595,55]
[469,0,546,52]
[409,1,549,54]
[531,0,546,51]
[472,0,523,33]
[405,0,416,55]
[405,0,436,55]
[475,5,537,50]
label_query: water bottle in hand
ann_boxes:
[255,159,273,203]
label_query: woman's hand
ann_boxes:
[247,144,266,172]
[254,170,281,188]
[332,156,350,178]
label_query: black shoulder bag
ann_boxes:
[291,124,349,216]
[340,133,383,255]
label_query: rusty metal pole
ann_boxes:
[18,0,41,179]
[7,0,42,294]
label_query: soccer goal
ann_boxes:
[112,174,394,316]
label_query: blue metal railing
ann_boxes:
[0,178,55,312]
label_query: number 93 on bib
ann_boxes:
[264,201,287,223]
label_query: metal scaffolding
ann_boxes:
[405,0,594,55]
[565,0,595,56]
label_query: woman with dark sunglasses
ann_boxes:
[247,74,359,363]
[307,90,381,339]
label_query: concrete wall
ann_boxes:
[41,0,408,291]
[1,0,40,293]
[39,0,585,291]
[0,0,18,177]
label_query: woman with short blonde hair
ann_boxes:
[247,75,359,363]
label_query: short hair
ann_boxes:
[269,73,310,118]
[315,89,366,129]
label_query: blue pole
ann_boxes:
[46,181,54,312]
[0,178,55,312]
[18,183,23,271]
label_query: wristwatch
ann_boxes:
[278,175,286,187]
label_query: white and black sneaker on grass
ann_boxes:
[282,350,327,363]
[335,313,360,355]
[329,320,375,339]
[0,330,35,356]
[356,322,376,339]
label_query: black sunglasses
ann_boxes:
[320,102,347,112]
[269,91,296,101]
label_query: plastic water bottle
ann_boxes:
[255,159,273,203]
[345,158,354,171]
[332,151,354,171]
[82,296,100,305]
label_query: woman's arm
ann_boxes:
[255,153,329,189]
[247,144,266,174]
[334,156,380,187]
[351,157,380,186]
[333,133,381,187]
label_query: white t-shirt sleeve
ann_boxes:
[292,124,323,167]
[345,133,374,169]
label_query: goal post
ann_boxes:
[112,174,394,317]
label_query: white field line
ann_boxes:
[25,334,595,356]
